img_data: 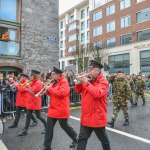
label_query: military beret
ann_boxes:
[52,66,63,74]
[31,70,40,75]
[88,60,103,69]
[20,73,29,79]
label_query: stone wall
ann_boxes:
[21,0,59,73]
[0,0,58,74]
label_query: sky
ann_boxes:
[59,0,84,14]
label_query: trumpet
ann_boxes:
[73,73,91,84]
[26,79,55,98]
[20,79,32,86]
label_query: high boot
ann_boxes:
[143,100,146,106]
[8,124,18,128]
[18,129,28,136]
[108,120,114,128]
[134,102,137,106]
[123,119,129,126]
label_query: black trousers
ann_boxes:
[24,110,46,131]
[77,124,111,150]
[13,106,37,125]
[44,117,77,149]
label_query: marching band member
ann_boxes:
[39,66,77,150]
[74,60,111,150]
[18,70,46,136]
[8,73,38,129]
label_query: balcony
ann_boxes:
[0,40,20,57]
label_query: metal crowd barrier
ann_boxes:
[0,87,81,115]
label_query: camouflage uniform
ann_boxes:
[134,78,146,106]
[127,78,135,106]
[108,77,131,127]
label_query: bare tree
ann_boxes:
[90,45,109,65]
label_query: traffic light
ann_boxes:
[104,63,110,71]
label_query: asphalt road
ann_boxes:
[2,93,150,150]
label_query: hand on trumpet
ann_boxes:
[76,76,89,84]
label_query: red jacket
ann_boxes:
[74,74,108,128]
[46,75,70,118]
[26,78,43,110]
[16,79,28,107]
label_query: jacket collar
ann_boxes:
[57,75,65,83]
[92,73,103,84]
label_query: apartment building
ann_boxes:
[59,0,150,75]
[0,0,59,75]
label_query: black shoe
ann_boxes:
[69,140,78,148]
[143,101,146,106]
[30,121,38,127]
[38,146,51,150]
[18,130,28,136]
[134,102,137,106]
[123,119,129,126]
[41,129,46,134]
[108,121,114,128]
[8,124,18,129]
[131,104,134,107]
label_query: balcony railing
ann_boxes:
[0,40,20,57]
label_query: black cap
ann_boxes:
[117,70,124,73]
[31,70,40,75]
[52,66,63,74]
[20,73,29,79]
[88,60,103,69]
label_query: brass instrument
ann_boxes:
[26,79,55,98]
[73,73,91,84]
[20,79,32,86]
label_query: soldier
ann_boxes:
[134,74,146,106]
[108,71,131,128]
[126,75,135,107]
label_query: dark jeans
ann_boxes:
[14,106,37,125]
[24,110,46,131]
[77,124,111,150]
[44,117,77,149]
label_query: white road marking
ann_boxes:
[70,116,150,144]
[0,140,8,150]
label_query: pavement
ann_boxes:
[1,93,150,150]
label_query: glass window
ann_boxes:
[137,8,150,23]
[87,7,89,16]
[68,15,74,23]
[68,23,78,31]
[87,31,90,40]
[137,0,145,3]
[107,38,116,48]
[93,11,102,21]
[121,34,131,45]
[87,20,90,28]
[93,26,102,37]
[93,41,103,48]
[93,0,101,8]
[107,21,115,32]
[68,45,76,52]
[121,16,131,28]
[120,0,131,10]
[60,41,63,48]
[0,0,17,21]
[81,33,85,42]
[60,31,63,39]
[60,21,63,29]
[108,53,130,74]
[81,9,85,19]
[140,51,150,74]
[60,50,63,58]
[137,29,150,42]
[68,34,77,42]
[106,5,115,16]
[81,21,85,30]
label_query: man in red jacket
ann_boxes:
[18,70,47,136]
[39,66,77,150]
[74,60,111,150]
[8,73,38,128]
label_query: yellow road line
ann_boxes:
[70,106,81,110]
